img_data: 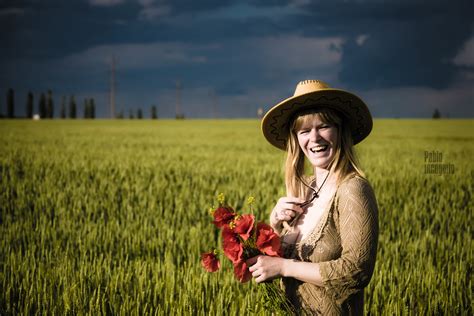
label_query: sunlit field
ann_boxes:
[1,119,472,315]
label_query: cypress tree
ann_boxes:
[26,91,34,118]
[137,108,143,119]
[7,88,14,118]
[151,105,157,119]
[84,99,90,119]
[129,109,134,119]
[39,93,47,119]
[46,90,54,118]
[90,98,96,119]
[432,108,441,119]
[69,95,77,119]
[60,96,66,119]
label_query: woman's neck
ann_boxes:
[314,167,336,189]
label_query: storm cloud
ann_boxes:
[1,0,472,118]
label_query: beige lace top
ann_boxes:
[281,175,379,315]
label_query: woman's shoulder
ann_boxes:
[334,173,378,218]
[336,173,375,200]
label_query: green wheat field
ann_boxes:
[1,119,473,315]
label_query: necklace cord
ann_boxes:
[282,170,331,231]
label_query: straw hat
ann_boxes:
[261,80,373,150]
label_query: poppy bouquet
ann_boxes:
[201,194,282,281]
[201,194,294,313]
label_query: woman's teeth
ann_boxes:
[310,145,328,153]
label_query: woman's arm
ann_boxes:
[282,259,323,286]
[318,178,378,291]
[247,255,324,285]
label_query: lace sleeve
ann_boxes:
[318,176,379,302]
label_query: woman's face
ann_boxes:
[295,114,338,170]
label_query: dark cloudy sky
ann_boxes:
[1,0,473,118]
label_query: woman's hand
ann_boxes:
[247,255,286,283]
[270,197,305,229]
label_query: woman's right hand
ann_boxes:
[270,197,305,229]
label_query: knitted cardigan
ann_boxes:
[282,175,379,315]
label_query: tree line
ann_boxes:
[115,105,158,119]
[3,89,159,119]
[4,88,95,119]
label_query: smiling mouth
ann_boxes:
[310,145,328,153]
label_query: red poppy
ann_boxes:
[233,260,252,283]
[222,225,243,263]
[212,206,236,228]
[256,223,282,257]
[233,214,255,241]
[201,251,220,272]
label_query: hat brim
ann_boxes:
[261,88,373,150]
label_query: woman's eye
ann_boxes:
[298,130,309,135]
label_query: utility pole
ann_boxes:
[209,89,218,118]
[110,56,116,119]
[176,80,181,119]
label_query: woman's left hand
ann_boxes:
[247,255,285,283]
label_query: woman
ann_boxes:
[247,80,379,315]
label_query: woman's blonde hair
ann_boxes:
[285,108,365,198]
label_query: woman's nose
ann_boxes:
[309,128,320,141]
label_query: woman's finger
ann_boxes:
[277,209,300,220]
[276,212,292,221]
[282,203,304,213]
[255,274,266,283]
[279,197,306,204]
[246,255,260,266]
